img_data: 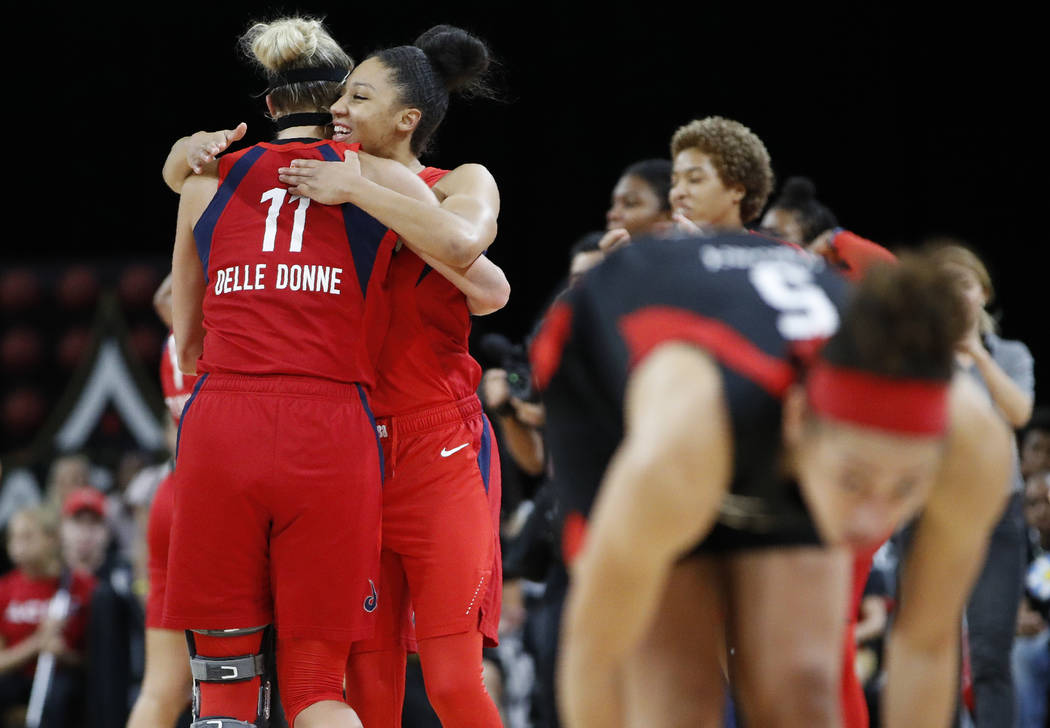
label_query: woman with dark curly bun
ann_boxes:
[276,25,508,727]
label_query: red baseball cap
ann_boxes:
[63,486,107,518]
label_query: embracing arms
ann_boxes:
[171,174,217,375]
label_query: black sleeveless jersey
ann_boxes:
[532,233,852,554]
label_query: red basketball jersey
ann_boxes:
[160,331,198,424]
[369,167,482,415]
[193,139,398,385]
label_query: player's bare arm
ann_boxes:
[882,375,1013,728]
[412,252,510,315]
[171,173,216,375]
[162,124,247,193]
[560,343,733,728]
[278,157,500,268]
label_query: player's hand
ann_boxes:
[597,228,630,253]
[482,368,511,411]
[809,228,836,255]
[186,123,247,173]
[278,150,362,205]
[956,328,984,357]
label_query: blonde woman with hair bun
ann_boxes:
[929,240,1035,728]
[145,15,446,728]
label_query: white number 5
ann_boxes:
[748,260,839,340]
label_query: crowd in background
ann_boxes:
[0,157,1047,726]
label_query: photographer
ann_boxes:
[480,335,547,479]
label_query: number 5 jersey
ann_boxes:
[192,139,399,385]
[532,233,852,557]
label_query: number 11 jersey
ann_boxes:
[193,139,398,385]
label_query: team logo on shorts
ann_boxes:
[364,579,378,613]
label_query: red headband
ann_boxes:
[806,360,950,436]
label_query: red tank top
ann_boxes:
[194,139,398,385]
[369,166,482,416]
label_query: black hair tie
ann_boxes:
[268,66,349,92]
[274,112,333,130]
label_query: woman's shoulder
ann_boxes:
[986,333,1033,361]
[436,162,497,193]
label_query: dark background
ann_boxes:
[16,3,1046,402]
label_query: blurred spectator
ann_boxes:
[45,455,92,511]
[60,487,142,728]
[0,506,95,727]
[1020,408,1050,480]
[598,158,673,253]
[60,488,110,577]
[109,451,152,562]
[567,232,604,288]
[854,542,898,728]
[761,176,895,277]
[932,243,1035,727]
[1012,471,1049,728]
[0,466,41,533]
[760,176,839,246]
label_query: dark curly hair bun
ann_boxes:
[779,177,818,207]
[414,24,490,93]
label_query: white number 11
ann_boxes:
[260,187,311,253]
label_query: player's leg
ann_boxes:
[344,549,411,728]
[727,546,851,728]
[416,631,502,727]
[129,472,193,727]
[126,628,192,728]
[164,380,278,726]
[268,384,383,726]
[621,556,727,728]
[186,625,273,726]
[278,637,362,728]
[394,410,501,725]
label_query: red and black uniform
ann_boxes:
[535,234,851,558]
[357,167,502,654]
[165,139,396,647]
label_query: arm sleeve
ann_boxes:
[828,229,897,281]
[992,338,1035,399]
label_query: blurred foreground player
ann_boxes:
[534,234,1013,728]
[166,17,439,728]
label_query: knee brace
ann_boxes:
[187,625,273,728]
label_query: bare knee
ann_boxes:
[294,700,364,728]
[739,653,840,727]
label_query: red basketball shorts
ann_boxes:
[164,373,383,643]
[353,395,502,653]
[145,470,176,629]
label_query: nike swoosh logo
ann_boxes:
[441,443,470,457]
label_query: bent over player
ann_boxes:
[534,234,1012,727]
